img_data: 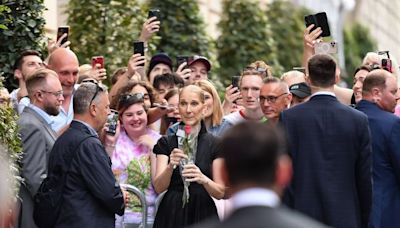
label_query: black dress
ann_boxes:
[153,122,219,228]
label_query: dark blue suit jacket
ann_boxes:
[357,100,400,228]
[47,121,125,228]
[280,95,372,228]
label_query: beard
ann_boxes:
[44,103,60,116]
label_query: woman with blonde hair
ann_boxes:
[152,85,225,228]
[193,80,223,135]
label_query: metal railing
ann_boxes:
[120,184,148,228]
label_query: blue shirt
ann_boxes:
[28,104,54,126]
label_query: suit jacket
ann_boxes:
[356,100,400,228]
[17,106,58,228]
[280,95,372,228]
[47,120,125,228]
[190,206,329,228]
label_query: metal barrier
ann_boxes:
[120,184,148,228]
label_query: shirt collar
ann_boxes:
[310,91,336,98]
[231,187,280,210]
[28,104,54,125]
[73,119,98,136]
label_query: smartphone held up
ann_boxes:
[133,41,145,66]
[148,9,160,21]
[57,26,70,45]
[91,56,104,69]
[304,12,331,37]
[106,110,119,136]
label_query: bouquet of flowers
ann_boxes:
[177,125,197,208]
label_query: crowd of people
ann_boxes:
[1,12,400,228]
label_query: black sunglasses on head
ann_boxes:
[81,79,104,105]
[118,92,145,105]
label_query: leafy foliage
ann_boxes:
[267,1,311,74]
[0,0,46,90]
[0,77,22,199]
[343,22,377,80]
[217,0,281,83]
[0,4,11,30]
[147,0,212,61]
[66,0,145,75]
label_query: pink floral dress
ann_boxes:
[111,128,161,227]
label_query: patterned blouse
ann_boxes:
[111,128,161,227]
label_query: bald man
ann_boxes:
[47,48,80,132]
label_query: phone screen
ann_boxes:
[106,110,118,135]
[133,41,145,66]
[57,26,70,45]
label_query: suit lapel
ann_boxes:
[24,107,58,140]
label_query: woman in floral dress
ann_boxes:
[111,92,161,227]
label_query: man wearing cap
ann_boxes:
[147,53,174,84]
[289,82,311,107]
[259,77,292,125]
[187,55,211,84]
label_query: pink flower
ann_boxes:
[184,125,191,135]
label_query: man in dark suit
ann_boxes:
[192,122,327,228]
[356,70,400,228]
[46,81,125,227]
[17,68,63,227]
[280,54,372,228]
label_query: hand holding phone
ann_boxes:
[148,9,161,21]
[231,76,240,88]
[91,56,105,69]
[304,12,330,37]
[133,41,145,66]
[57,26,70,46]
[176,56,190,69]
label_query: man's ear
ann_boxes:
[285,93,293,107]
[89,103,97,117]
[14,69,23,80]
[371,87,382,102]
[275,155,292,190]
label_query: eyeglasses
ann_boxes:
[259,93,288,104]
[81,79,104,106]
[40,90,64,98]
[118,93,145,106]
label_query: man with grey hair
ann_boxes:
[17,68,62,228]
[45,81,125,227]
[259,77,292,125]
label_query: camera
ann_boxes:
[314,41,338,55]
